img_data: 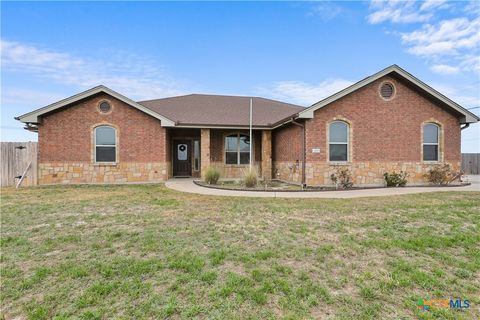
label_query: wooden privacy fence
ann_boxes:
[462,153,479,175]
[0,142,38,187]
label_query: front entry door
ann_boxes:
[173,140,192,177]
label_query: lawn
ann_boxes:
[1,185,479,319]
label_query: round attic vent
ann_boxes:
[380,83,395,100]
[99,101,111,113]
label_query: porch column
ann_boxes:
[200,129,211,178]
[261,130,272,180]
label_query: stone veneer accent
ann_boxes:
[210,161,262,179]
[302,161,461,187]
[274,161,461,186]
[39,162,169,184]
[273,161,302,184]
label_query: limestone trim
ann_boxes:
[91,123,120,165]
[378,80,396,101]
[326,116,353,164]
[421,119,444,163]
[96,98,114,115]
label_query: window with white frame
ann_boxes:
[225,134,250,165]
[423,123,439,161]
[95,126,116,163]
[329,121,349,162]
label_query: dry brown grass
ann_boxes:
[1,184,479,319]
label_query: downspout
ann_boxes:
[291,119,306,188]
[461,123,470,130]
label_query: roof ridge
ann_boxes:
[137,94,196,103]
[138,93,305,108]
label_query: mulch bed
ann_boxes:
[193,180,470,192]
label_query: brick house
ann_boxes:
[16,65,478,186]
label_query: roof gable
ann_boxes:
[16,65,477,130]
[15,86,176,127]
[297,65,479,124]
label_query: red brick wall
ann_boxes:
[38,93,168,163]
[272,124,303,162]
[210,129,261,162]
[305,76,461,162]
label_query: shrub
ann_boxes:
[242,167,258,188]
[204,167,220,185]
[383,171,408,187]
[330,167,353,189]
[424,164,462,185]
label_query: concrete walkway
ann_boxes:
[165,175,480,198]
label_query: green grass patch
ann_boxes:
[0,185,478,319]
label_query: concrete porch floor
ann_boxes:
[165,175,480,198]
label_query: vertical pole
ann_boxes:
[249,98,253,170]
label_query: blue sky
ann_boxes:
[1,1,479,151]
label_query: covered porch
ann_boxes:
[167,128,272,180]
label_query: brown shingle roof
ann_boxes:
[138,94,304,127]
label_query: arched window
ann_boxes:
[329,121,349,162]
[94,126,116,163]
[423,123,439,161]
[225,134,250,165]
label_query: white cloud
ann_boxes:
[429,82,480,108]
[367,1,480,75]
[430,64,459,74]
[459,55,480,73]
[0,40,187,100]
[1,88,65,107]
[258,79,353,105]
[308,2,343,21]
[400,16,480,73]
[401,17,480,56]
[464,1,480,16]
[367,1,434,24]
[420,0,448,12]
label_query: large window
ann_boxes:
[225,134,250,165]
[423,123,439,161]
[329,121,349,162]
[95,126,116,163]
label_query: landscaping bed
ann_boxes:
[194,179,470,192]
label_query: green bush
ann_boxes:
[204,167,220,185]
[383,171,408,187]
[242,167,258,188]
[330,167,353,189]
[425,164,462,185]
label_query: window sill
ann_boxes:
[328,161,351,166]
[224,164,250,168]
[93,162,118,166]
[422,160,441,164]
